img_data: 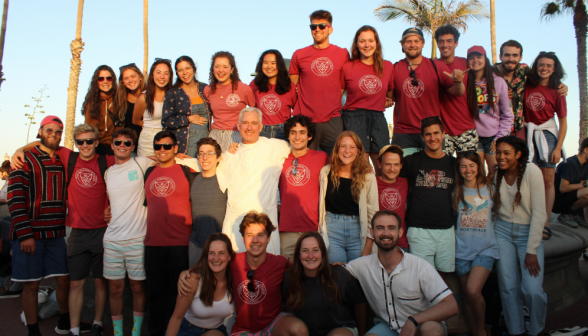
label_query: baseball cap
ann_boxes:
[467,45,486,57]
[400,27,424,42]
[37,115,64,138]
[378,144,404,158]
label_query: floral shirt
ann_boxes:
[493,62,530,132]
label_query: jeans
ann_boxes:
[494,218,547,335]
[326,211,362,263]
[186,123,209,158]
[145,245,189,336]
[175,318,227,336]
[260,123,287,141]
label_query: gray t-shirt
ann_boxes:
[189,174,227,247]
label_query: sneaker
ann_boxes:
[583,250,588,260]
[89,324,103,336]
[572,215,588,228]
[80,322,92,334]
[0,288,23,298]
[55,318,70,334]
[20,311,27,326]
[558,214,579,228]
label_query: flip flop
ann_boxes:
[543,226,552,240]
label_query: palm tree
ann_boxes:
[490,0,496,64]
[64,0,85,150]
[374,0,489,58]
[143,0,148,78]
[0,0,9,90]
[541,0,588,141]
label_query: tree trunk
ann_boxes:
[64,0,85,150]
[574,0,588,142]
[431,37,437,59]
[490,0,497,64]
[143,0,148,78]
[0,0,9,90]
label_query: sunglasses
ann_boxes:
[309,23,330,31]
[75,138,95,146]
[155,58,172,63]
[119,63,137,71]
[113,139,132,147]
[42,128,63,136]
[247,270,255,293]
[153,143,174,151]
[539,51,555,56]
[409,68,419,87]
[97,76,113,82]
[291,158,299,176]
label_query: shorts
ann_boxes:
[137,127,162,157]
[260,123,287,141]
[532,130,559,168]
[455,255,495,277]
[11,237,69,282]
[391,133,425,156]
[103,237,146,280]
[188,241,203,268]
[444,129,479,155]
[67,227,107,281]
[406,227,455,273]
[279,232,304,261]
[553,190,579,214]
[309,117,344,156]
[367,319,446,336]
[178,318,228,336]
[477,136,495,155]
[342,109,390,153]
[210,129,242,152]
[230,312,293,336]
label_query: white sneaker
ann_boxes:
[20,311,27,326]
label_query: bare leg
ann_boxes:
[272,316,309,336]
[22,281,41,325]
[55,275,71,314]
[327,328,355,336]
[69,279,85,328]
[368,153,382,176]
[108,279,125,316]
[129,279,146,313]
[465,266,491,336]
[570,188,588,211]
[416,321,446,336]
[458,274,476,336]
[540,168,555,232]
[94,278,107,322]
[202,331,226,336]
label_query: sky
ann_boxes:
[0,0,585,160]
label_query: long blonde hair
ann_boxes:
[114,65,146,121]
[329,131,371,202]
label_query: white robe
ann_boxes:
[216,137,290,254]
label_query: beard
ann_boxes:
[374,235,399,252]
[40,134,60,150]
[404,48,422,59]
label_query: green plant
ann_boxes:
[24,85,49,144]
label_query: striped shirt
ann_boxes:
[8,146,66,241]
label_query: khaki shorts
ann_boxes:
[279,232,304,261]
[406,227,455,273]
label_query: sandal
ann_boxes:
[543,226,552,240]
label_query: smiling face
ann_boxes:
[496,142,521,171]
[198,144,221,172]
[111,135,134,160]
[537,57,555,80]
[98,70,113,92]
[402,35,424,59]
[153,63,171,89]
[357,30,377,60]
[468,53,485,72]
[122,69,140,91]
[243,223,270,258]
[262,53,278,79]
[38,123,63,150]
[372,214,402,252]
[74,131,98,160]
[299,237,322,276]
[288,123,311,151]
[207,240,231,274]
[459,157,478,184]
[239,111,262,144]
[379,152,402,183]
[176,60,195,85]
[338,136,358,167]
[500,46,522,72]
[422,124,445,152]
[437,33,458,59]
[213,57,232,85]
[311,18,332,45]
[154,137,177,164]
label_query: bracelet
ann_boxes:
[407,316,419,328]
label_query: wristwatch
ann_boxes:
[407,316,419,328]
[584,181,587,188]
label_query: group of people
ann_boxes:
[0,7,583,336]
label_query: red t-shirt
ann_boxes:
[340,60,395,112]
[523,83,567,125]
[249,80,297,125]
[279,150,329,232]
[56,147,115,229]
[392,58,454,134]
[144,164,193,246]
[376,176,409,249]
[440,57,476,136]
[231,252,290,333]
[204,81,256,131]
[289,44,350,123]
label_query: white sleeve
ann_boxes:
[419,260,452,305]
[344,258,361,279]
[176,158,201,172]
[136,156,155,171]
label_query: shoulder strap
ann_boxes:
[142,166,156,206]
[66,152,80,189]
[429,58,443,100]
[181,165,199,191]
[98,155,108,180]
[133,158,145,179]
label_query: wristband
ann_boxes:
[407,316,419,328]
[583,181,587,188]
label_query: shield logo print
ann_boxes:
[226,94,240,107]
[150,176,176,197]
[260,94,281,115]
[311,57,334,77]
[286,164,311,186]
[526,92,546,112]
[75,168,98,188]
[380,187,401,210]
[359,75,382,94]
[402,77,425,98]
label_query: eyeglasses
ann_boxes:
[409,68,419,87]
[153,143,174,151]
[75,138,95,146]
[119,63,137,71]
[41,128,63,136]
[291,158,299,176]
[113,139,132,147]
[155,58,172,63]
[247,270,255,293]
[309,23,331,31]
[197,151,217,158]
[97,76,113,82]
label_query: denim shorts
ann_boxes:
[367,319,447,336]
[177,318,227,336]
[477,136,495,155]
[391,133,425,154]
[532,130,558,168]
[260,123,287,141]
[341,109,390,153]
[455,255,496,277]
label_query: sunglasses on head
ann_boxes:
[97,76,113,82]
[75,138,95,146]
[119,63,137,71]
[291,158,299,176]
[247,270,255,293]
[457,150,478,157]
[309,23,330,31]
[155,58,172,63]
[114,139,132,147]
[153,143,174,151]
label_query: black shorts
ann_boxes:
[553,191,579,214]
[309,116,344,155]
[342,109,390,153]
[67,227,107,281]
[391,132,426,150]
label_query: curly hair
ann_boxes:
[114,65,146,122]
[453,151,493,212]
[329,131,372,202]
[493,136,529,214]
[238,211,276,237]
[350,25,385,77]
[253,50,292,95]
[0,160,10,175]
[527,52,566,90]
[81,65,118,121]
[208,51,240,95]
[284,115,316,146]
[145,60,174,117]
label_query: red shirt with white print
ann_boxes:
[376,176,409,249]
[249,80,297,125]
[523,83,567,125]
[439,57,476,136]
[204,81,256,131]
[340,60,395,112]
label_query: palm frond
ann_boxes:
[541,0,575,21]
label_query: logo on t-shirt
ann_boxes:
[285,163,311,186]
[260,94,281,115]
[237,280,267,304]
[402,77,425,98]
[415,170,453,189]
[149,176,176,197]
[380,187,402,210]
[226,94,240,107]
[75,168,98,188]
[311,57,334,77]
[460,195,489,233]
[359,75,382,94]
[526,92,546,112]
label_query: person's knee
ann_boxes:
[542,171,555,185]
[288,319,309,336]
[94,278,107,291]
[416,321,446,336]
[55,275,71,290]
[109,281,124,296]
[465,286,483,303]
[130,281,145,295]
[23,281,40,293]
[327,328,354,336]
[69,279,85,292]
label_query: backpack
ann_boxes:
[66,152,108,189]
[142,165,198,206]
